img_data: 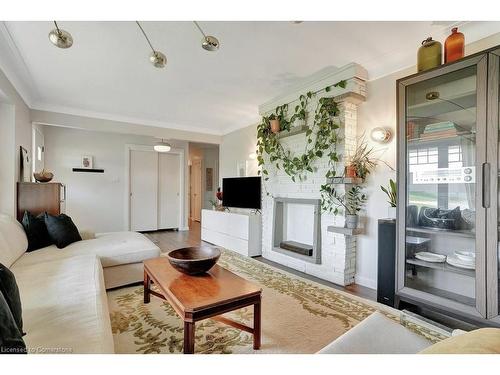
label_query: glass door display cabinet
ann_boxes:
[396,46,500,325]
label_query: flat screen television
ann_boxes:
[222,177,261,209]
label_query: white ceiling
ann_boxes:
[1,21,500,135]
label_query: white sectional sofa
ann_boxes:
[0,214,160,353]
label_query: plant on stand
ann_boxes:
[380,178,397,218]
[321,185,367,228]
[346,135,393,179]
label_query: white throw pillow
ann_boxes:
[0,214,28,268]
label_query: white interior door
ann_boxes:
[158,152,180,229]
[192,159,202,222]
[130,150,158,231]
[33,127,44,173]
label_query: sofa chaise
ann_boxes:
[0,213,161,353]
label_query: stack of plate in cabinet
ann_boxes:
[415,252,446,263]
[446,251,475,270]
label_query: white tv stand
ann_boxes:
[201,209,262,257]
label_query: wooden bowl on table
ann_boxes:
[166,246,221,275]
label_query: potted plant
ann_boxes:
[381,178,397,218]
[269,114,280,134]
[344,186,367,228]
[209,199,218,211]
[347,135,393,179]
[320,184,367,228]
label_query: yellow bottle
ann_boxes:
[417,37,442,72]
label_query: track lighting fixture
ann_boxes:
[136,21,167,68]
[48,21,73,49]
[193,21,220,51]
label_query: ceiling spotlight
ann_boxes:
[193,21,220,51]
[48,21,73,49]
[150,51,167,68]
[154,139,171,153]
[136,21,167,68]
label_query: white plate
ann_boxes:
[455,251,475,262]
[406,236,431,245]
[415,252,446,263]
[446,255,475,270]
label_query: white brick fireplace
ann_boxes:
[259,63,367,286]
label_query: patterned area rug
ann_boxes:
[107,250,443,354]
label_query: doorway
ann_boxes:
[191,159,202,222]
[128,145,184,232]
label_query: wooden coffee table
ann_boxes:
[143,257,262,354]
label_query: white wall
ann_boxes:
[219,123,258,180]
[0,102,16,215]
[0,66,32,216]
[43,125,189,233]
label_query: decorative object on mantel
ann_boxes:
[444,27,465,63]
[33,169,54,183]
[381,178,397,218]
[81,155,93,169]
[417,37,442,72]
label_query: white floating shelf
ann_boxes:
[276,125,309,139]
[327,226,364,236]
[327,177,363,184]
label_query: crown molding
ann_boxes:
[258,63,367,115]
[0,22,39,106]
[31,100,224,136]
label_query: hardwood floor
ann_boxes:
[144,220,376,302]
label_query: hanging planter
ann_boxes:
[269,116,281,134]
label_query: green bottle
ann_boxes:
[417,37,442,72]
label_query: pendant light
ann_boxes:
[136,21,167,68]
[48,21,73,49]
[154,139,171,153]
[193,21,220,51]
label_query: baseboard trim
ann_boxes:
[179,226,190,231]
[354,275,377,290]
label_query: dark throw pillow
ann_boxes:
[21,211,53,252]
[44,213,82,249]
[0,263,23,335]
[0,290,26,354]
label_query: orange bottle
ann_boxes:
[444,27,465,63]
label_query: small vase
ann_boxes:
[345,164,357,178]
[270,119,280,134]
[417,37,442,72]
[345,214,358,229]
[444,27,464,63]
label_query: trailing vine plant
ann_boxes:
[256,80,347,211]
